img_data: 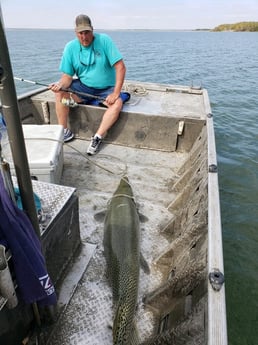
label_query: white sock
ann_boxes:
[94,134,102,139]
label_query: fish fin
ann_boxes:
[130,319,140,345]
[139,212,149,223]
[136,203,148,223]
[94,209,106,222]
[140,252,150,275]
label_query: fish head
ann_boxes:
[114,176,134,199]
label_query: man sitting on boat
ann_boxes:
[49,14,129,155]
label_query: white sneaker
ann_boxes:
[87,136,102,155]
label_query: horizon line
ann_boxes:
[5,27,211,31]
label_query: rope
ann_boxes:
[123,83,148,96]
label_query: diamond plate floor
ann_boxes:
[44,139,187,345]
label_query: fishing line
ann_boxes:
[8,135,143,206]
[17,137,127,177]
[14,137,139,204]
[3,135,155,208]
[14,77,106,101]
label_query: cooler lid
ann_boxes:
[5,125,64,169]
[22,125,63,169]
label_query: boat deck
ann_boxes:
[1,77,227,344]
[20,82,209,344]
[4,80,211,344]
[46,139,189,344]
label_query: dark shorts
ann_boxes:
[70,79,130,106]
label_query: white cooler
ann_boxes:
[6,125,64,184]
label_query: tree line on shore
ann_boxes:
[212,21,258,32]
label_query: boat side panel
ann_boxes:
[142,125,208,343]
[18,94,205,153]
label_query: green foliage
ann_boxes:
[212,22,258,32]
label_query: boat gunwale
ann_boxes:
[205,88,228,345]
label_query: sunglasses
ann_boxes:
[79,45,96,67]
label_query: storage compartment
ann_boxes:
[5,125,64,184]
[0,179,81,345]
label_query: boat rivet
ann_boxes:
[209,269,225,291]
[209,164,217,173]
[207,113,213,118]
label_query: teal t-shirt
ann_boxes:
[59,33,123,89]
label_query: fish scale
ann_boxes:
[103,177,140,344]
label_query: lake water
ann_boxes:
[4,28,258,345]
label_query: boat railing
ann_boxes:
[205,88,228,345]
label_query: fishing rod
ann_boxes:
[14,77,106,101]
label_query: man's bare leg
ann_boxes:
[87,98,123,155]
[95,98,123,137]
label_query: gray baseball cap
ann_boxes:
[75,14,93,32]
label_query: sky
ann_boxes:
[1,0,258,30]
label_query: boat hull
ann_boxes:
[0,80,227,344]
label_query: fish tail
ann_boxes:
[130,319,140,345]
[113,301,140,345]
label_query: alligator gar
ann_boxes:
[103,176,140,345]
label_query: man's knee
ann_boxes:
[114,98,123,111]
[55,92,63,102]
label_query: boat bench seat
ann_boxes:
[20,86,206,152]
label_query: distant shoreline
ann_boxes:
[5,22,258,32]
[212,21,258,32]
[6,27,206,32]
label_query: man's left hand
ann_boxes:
[105,92,120,105]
